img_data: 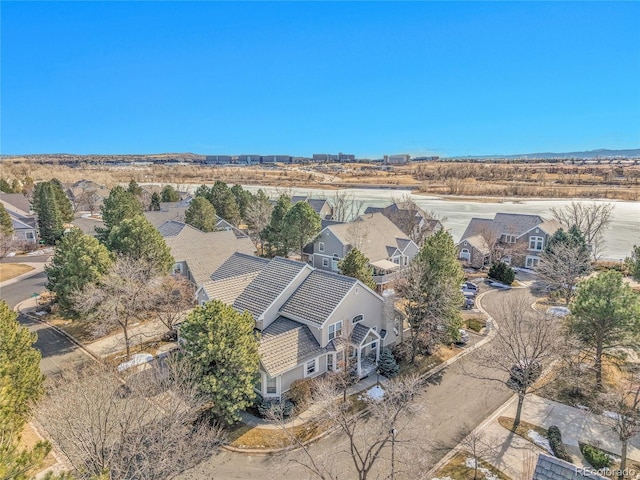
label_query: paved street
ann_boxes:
[1,270,48,308]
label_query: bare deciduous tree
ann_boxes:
[330,191,364,223]
[346,219,370,252]
[388,194,446,246]
[0,232,15,258]
[598,372,640,478]
[550,201,615,259]
[152,274,195,339]
[38,357,224,480]
[456,427,498,480]
[469,293,562,427]
[271,374,429,480]
[537,241,591,305]
[72,256,159,359]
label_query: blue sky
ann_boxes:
[2,1,639,157]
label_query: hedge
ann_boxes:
[580,443,613,470]
[547,425,573,463]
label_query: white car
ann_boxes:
[117,353,154,372]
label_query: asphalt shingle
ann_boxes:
[210,252,269,281]
[533,454,605,480]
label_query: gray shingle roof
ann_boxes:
[460,213,556,244]
[158,220,188,237]
[259,317,324,377]
[210,252,269,281]
[201,274,260,305]
[279,270,357,327]
[533,454,605,480]
[143,207,186,228]
[70,217,105,236]
[461,218,494,241]
[351,323,373,345]
[163,225,256,285]
[233,257,309,320]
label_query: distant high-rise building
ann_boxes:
[384,154,410,165]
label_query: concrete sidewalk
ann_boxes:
[442,394,640,480]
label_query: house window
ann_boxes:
[26,232,34,240]
[327,353,334,371]
[266,376,277,395]
[501,234,516,243]
[306,359,317,376]
[371,326,378,351]
[322,258,329,267]
[403,256,408,266]
[352,314,364,324]
[529,236,544,251]
[319,242,325,252]
[526,256,540,268]
[460,248,470,261]
[502,256,512,265]
[329,321,343,340]
[393,257,400,264]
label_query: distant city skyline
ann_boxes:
[2,2,639,157]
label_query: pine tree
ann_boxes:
[106,216,174,273]
[488,261,515,284]
[127,179,143,197]
[45,228,113,315]
[231,184,253,221]
[283,201,321,259]
[161,185,180,202]
[180,300,260,424]
[626,245,640,282]
[149,192,161,211]
[0,300,52,480]
[34,182,65,245]
[49,178,74,222]
[376,348,399,378]
[96,186,143,241]
[185,196,218,232]
[261,195,292,257]
[339,248,376,290]
[0,202,14,236]
[210,181,240,224]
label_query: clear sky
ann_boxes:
[1,1,639,158]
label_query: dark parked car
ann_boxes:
[463,297,475,310]
[507,360,542,390]
[461,281,479,293]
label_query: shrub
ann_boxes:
[257,399,294,418]
[547,426,572,463]
[289,378,314,409]
[488,261,515,285]
[466,317,485,333]
[580,443,613,470]
[377,348,399,378]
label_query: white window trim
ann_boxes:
[261,373,281,398]
[529,236,544,251]
[526,255,541,268]
[318,242,325,252]
[322,258,329,267]
[328,320,343,341]
[352,314,364,324]
[304,357,318,378]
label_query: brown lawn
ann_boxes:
[435,451,511,480]
[0,263,34,282]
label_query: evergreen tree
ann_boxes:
[96,186,143,241]
[106,216,174,274]
[0,178,13,193]
[231,184,253,221]
[33,182,65,245]
[339,248,376,290]
[260,195,292,257]
[185,196,218,232]
[194,184,211,201]
[127,179,143,197]
[0,300,52,480]
[625,245,640,282]
[149,192,161,211]
[569,270,640,388]
[283,201,321,259]
[0,202,14,236]
[376,348,399,378]
[180,300,260,424]
[161,185,180,202]
[49,178,74,222]
[210,181,240,224]
[45,228,113,315]
[488,261,516,285]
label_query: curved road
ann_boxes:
[179,287,533,480]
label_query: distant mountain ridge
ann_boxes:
[453,148,640,160]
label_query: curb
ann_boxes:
[225,288,502,455]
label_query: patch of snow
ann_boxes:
[527,430,553,454]
[547,306,571,317]
[514,267,537,275]
[577,405,590,411]
[603,410,621,421]
[366,385,385,401]
[34,311,48,316]
[7,252,15,257]
[117,353,154,372]
[464,458,499,480]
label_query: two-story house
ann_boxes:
[457,213,564,269]
[0,193,38,244]
[197,252,402,400]
[364,201,443,245]
[309,212,419,290]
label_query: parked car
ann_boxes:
[456,329,470,345]
[507,359,542,389]
[463,297,475,310]
[461,281,479,293]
